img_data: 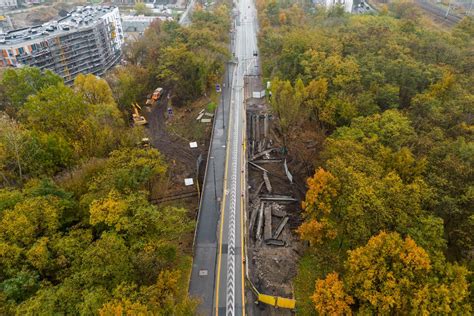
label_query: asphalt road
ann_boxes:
[189,0,259,314]
[188,64,233,314]
[214,0,259,314]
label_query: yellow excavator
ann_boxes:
[131,102,148,126]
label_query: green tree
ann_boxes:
[134,2,152,16]
[0,67,62,113]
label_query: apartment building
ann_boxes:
[0,0,18,10]
[0,5,124,84]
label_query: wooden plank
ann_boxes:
[249,161,269,173]
[263,171,272,193]
[260,195,297,202]
[249,201,262,237]
[272,216,289,239]
[252,159,283,164]
[264,205,272,240]
[251,148,275,161]
[256,201,264,241]
[265,239,285,246]
[196,112,205,121]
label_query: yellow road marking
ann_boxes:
[241,138,246,316]
[240,95,247,316]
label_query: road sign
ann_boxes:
[216,84,221,93]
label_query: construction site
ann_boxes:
[242,74,306,315]
[0,5,123,84]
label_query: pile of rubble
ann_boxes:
[246,103,303,312]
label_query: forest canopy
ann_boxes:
[256,0,473,313]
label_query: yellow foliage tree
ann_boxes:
[99,299,149,316]
[311,232,471,314]
[345,232,431,313]
[302,168,338,216]
[311,272,353,315]
[89,190,129,231]
[74,73,115,106]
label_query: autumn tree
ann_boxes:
[312,232,471,314]
[311,272,353,315]
[74,73,115,106]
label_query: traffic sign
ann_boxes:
[216,84,221,93]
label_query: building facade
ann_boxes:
[0,6,123,84]
[314,0,353,12]
[0,0,18,10]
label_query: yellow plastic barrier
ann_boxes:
[257,293,296,309]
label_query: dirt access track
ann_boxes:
[141,94,213,203]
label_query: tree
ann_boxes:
[270,78,303,143]
[0,67,62,113]
[311,272,353,315]
[74,74,115,106]
[20,83,90,143]
[75,232,133,289]
[0,114,27,184]
[107,65,150,112]
[134,2,152,16]
[311,232,471,314]
[85,148,167,199]
[21,83,126,159]
[157,43,207,103]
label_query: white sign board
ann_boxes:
[252,90,267,99]
[189,142,198,148]
[184,178,194,186]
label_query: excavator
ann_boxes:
[131,102,148,126]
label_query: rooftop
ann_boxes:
[0,5,118,47]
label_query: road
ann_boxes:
[214,0,259,314]
[189,0,259,314]
[179,0,196,25]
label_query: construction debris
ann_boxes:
[271,208,287,218]
[272,217,289,239]
[249,161,269,173]
[251,148,276,161]
[284,159,293,183]
[253,181,265,199]
[252,159,283,164]
[196,110,205,121]
[263,171,272,193]
[259,195,298,202]
[265,239,285,247]
[201,118,212,123]
[264,205,272,241]
[256,201,264,241]
[249,201,262,235]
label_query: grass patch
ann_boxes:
[293,253,323,316]
[206,101,217,112]
[176,254,193,301]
